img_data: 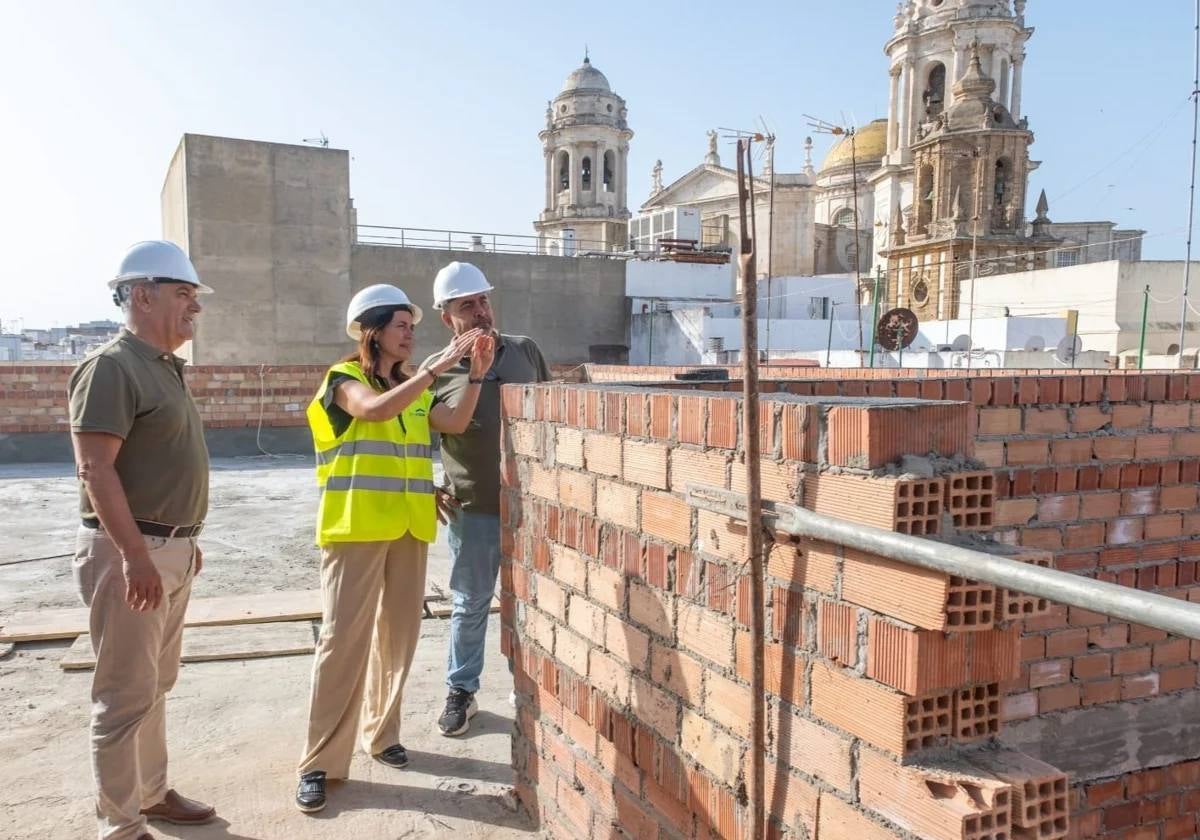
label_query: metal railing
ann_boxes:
[688,486,1200,640]
[356,224,620,257]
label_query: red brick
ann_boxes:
[977,408,1021,436]
[1072,653,1112,681]
[649,394,672,440]
[817,600,858,667]
[706,398,738,449]
[669,447,728,493]
[1072,404,1111,433]
[650,642,703,705]
[1038,683,1081,712]
[677,396,706,445]
[622,440,669,489]
[1094,436,1136,462]
[781,404,817,462]
[1007,439,1050,465]
[640,492,691,547]
[1025,407,1069,434]
[677,604,735,669]
[629,582,674,639]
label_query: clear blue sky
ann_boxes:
[0,1,1194,328]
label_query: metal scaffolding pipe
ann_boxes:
[772,505,1200,640]
[686,487,1200,640]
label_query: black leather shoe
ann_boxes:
[373,744,409,768]
[296,771,326,813]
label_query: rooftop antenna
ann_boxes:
[806,113,864,365]
[302,132,330,148]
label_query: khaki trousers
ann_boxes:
[298,533,429,778]
[73,526,196,840]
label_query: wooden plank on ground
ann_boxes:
[4,586,451,643]
[1,589,319,643]
[61,621,317,671]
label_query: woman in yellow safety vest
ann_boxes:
[295,283,494,813]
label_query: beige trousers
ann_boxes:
[298,534,429,778]
[73,526,196,840]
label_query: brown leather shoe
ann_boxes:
[141,789,216,825]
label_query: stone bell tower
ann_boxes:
[881,41,1054,322]
[534,56,633,253]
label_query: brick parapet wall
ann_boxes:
[0,362,586,433]
[501,381,1072,840]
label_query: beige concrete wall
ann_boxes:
[162,134,353,365]
[351,245,628,366]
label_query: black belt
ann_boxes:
[81,518,204,538]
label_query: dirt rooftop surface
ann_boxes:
[0,457,536,840]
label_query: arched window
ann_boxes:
[581,156,592,191]
[924,63,946,117]
[833,207,856,228]
[557,151,570,191]
[1168,343,1181,355]
[603,150,615,192]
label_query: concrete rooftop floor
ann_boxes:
[0,458,535,840]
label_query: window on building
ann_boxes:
[581,156,592,191]
[603,150,615,192]
[557,151,570,191]
[1168,343,1181,355]
[833,207,856,228]
[911,277,930,305]
[808,297,830,319]
[924,63,946,116]
[1056,249,1080,268]
[994,159,1009,206]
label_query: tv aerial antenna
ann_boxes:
[302,132,330,148]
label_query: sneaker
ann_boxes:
[296,771,326,813]
[373,744,409,768]
[438,687,478,736]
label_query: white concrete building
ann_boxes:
[960,260,1200,361]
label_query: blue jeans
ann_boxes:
[446,511,502,694]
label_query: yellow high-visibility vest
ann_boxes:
[307,361,437,546]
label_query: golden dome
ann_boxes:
[818,118,889,173]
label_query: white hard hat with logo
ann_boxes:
[432,261,494,309]
[109,240,213,293]
[346,284,424,339]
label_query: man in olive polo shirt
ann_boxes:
[69,240,217,840]
[424,262,551,737]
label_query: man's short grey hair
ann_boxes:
[114,280,159,318]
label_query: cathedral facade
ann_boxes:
[540,0,1144,322]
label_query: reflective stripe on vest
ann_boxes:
[323,475,436,494]
[315,440,431,466]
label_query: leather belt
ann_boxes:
[81,518,204,538]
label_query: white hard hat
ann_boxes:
[109,240,212,293]
[432,261,494,309]
[346,284,424,339]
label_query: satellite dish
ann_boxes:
[1023,335,1046,352]
[951,334,972,352]
[877,307,919,351]
[1054,335,1082,365]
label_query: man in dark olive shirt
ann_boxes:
[69,240,218,840]
[423,262,550,737]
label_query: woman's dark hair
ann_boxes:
[342,305,415,387]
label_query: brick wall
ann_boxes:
[554,368,1200,838]
[0,362,587,434]
[500,381,1077,840]
[0,364,326,433]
